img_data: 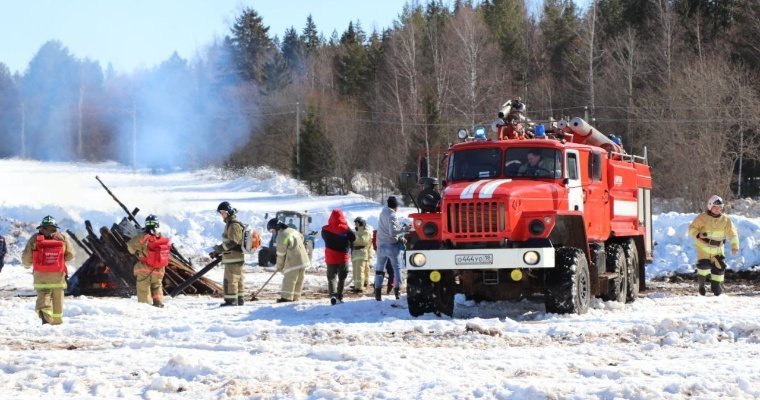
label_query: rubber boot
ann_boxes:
[330,296,337,305]
[237,297,245,306]
[374,287,382,301]
[220,299,237,307]
[697,275,706,296]
[39,311,49,325]
[711,281,723,296]
[394,287,400,300]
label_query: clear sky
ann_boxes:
[0,0,411,75]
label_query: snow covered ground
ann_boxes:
[1,159,760,399]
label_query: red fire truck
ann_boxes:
[404,109,653,317]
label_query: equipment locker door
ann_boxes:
[566,150,583,212]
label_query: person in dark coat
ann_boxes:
[0,234,7,272]
[321,209,356,305]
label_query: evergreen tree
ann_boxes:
[0,63,21,157]
[541,0,579,74]
[298,103,334,193]
[482,0,528,66]
[334,21,370,97]
[597,0,653,41]
[21,40,80,160]
[282,27,304,70]
[229,7,275,83]
[301,15,322,53]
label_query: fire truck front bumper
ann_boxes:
[406,247,555,270]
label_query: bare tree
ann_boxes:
[444,5,501,127]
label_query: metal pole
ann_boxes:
[738,130,743,198]
[296,101,300,180]
[738,87,744,198]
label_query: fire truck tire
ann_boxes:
[601,243,627,303]
[624,240,640,303]
[437,271,456,317]
[258,248,270,267]
[544,247,591,315]
[407,271,436,317]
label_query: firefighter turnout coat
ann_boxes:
[276,226,310,301]
[127,231,169,305]
[21,230,76,324]
[688,211,739,262]
[214,215,244,265]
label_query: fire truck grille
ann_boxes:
[446,201,503,236]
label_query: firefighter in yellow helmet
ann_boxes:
[21,216,76,325]
[270,218,310,303]
[127,214,170,307]
[688,195,739,296]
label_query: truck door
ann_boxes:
[566,150,583,212]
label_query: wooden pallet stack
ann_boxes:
[66,218,223,297]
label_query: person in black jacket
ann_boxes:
[0,234,6,272]
[321,209,356,305]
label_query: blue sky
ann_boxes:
[0,0,411,74]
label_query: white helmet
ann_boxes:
[707,195,724,210]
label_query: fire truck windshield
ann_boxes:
[504,148,562,178]
[447,148,502,181]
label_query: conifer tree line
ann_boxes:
[1,0,760,210]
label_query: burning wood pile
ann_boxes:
[65,176,223,298]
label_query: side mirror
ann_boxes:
[563,178,569,186]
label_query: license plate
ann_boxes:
[455,254,493,265]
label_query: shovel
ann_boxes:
[250,270,278,301]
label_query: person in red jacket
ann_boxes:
[321,209,356,305]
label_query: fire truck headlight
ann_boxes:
[523,251,540,265]
[529,219,545,236]
[422,222,438,237]
[410,253,427,267]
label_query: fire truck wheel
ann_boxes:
[437,271,456,317]
[601,243,627,303]
[407,271,436,317]
[624,240,640,303]
[258,248,270,267]
[544,247,591,315]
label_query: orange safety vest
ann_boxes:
[140,234,171,268]
[32,234,66,273]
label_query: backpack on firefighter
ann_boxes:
[239,222,262,254]
[32,234,67,273]
[140,234,171,268]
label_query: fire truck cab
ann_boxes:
[405,116,653,317]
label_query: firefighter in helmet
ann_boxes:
[270,218,310,303]
[21,216,76,325]
[211,201,245,306]
[688,195,739,296]
[351,216,373,292]
[127,215,170,307]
